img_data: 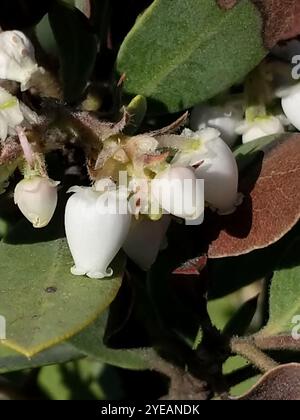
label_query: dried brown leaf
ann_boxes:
[148,112,189,137]
[71,109,130,142]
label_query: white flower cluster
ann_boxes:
[190,57,300,146]
[0,30,242,280]
[0,30,241,280]
[1,29,299,282]
[191,100,288,145]
[64,127,240,278]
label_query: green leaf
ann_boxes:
[74,0,89,15]
[208,295,237,331]
[223,356,260,397]
[62,0,90,17]
[116,0,266,113]
[260,238,300,337]
[39,359,124,400]
[223,296,258,337]
[0,0,52,29]
[70,313,151,370]
[36,14,58,58]
[0,343,83,374]
[49,0,98,103]
[0,235,124,357]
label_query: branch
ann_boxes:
[255,335,300,351]
[145,351,211,400]
[231,338,278,373]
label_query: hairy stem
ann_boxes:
[255,335,300,351]
[231,338,278,373]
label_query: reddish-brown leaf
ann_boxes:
[252,0,300,48]
[237,364,300,400]
[207,134,300,258]
[217,0,300,48]
[173,255,207,275]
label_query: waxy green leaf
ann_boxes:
[117,0,266,113]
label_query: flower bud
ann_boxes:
[281,84,300,131]
[14,176,59,228]
[236,116,284,144]
[0,30,40,90]
[65,186,131,279]
[151,166,204,224]
[123,216,171,270]
[190,102,243,147]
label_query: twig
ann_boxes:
[145,352,211,400]
[255,335,300,351]
[231,337,278,373]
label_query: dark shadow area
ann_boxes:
[110,0,153,50]
[117,368,168,400]
[104,271,149,349]
[0,0,53,29]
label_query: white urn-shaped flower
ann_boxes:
[151,166,204,224]
[171,128,240,215]
[65,185,131,279]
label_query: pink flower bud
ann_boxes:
[14,176,59,228]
